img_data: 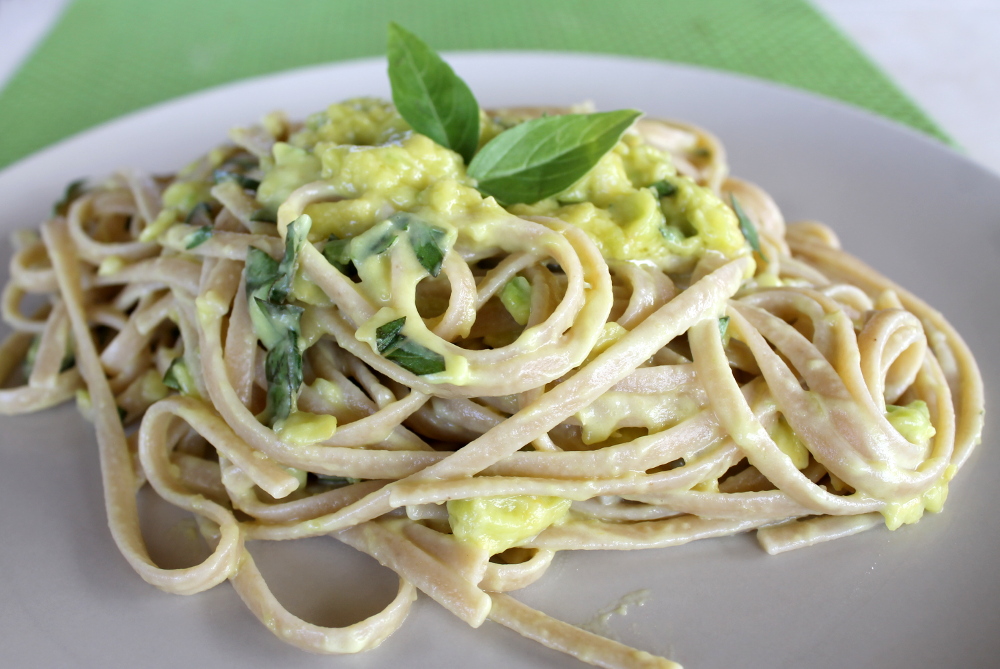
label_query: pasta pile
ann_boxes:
[0,101,983,669]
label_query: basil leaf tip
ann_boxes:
[730,194,767,261]
[185,225,213,249]
[389,212,447,277]
[244,214,311,425]
[467,109,642,205]
[373,315,446,376]
[387,22,480,164]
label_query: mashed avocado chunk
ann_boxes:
[448,495,572,555]
[885,400,936,445]
[254,99,746,269]
[511,131,744,268]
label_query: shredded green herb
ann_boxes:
[731,195,766,261]
[185,225,213,249]
[374,316,446,375]
[53,179,86,216]
[651,180,677,198]
[213,169,260,191]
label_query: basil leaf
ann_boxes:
[314,474,361,487]
[718,315,730,340]
[252,298,304,422]
[467,110,641,205]
[376,317,406,353]
[252,298,303,351]
[246,247,280,298]
[213,169,260,191]
[374,315,446,375]
[730,195,767,261]
[185,225,213,249]
[387,22,480,164]
[389,213,447,276]
[53,179,86,216]
[250,208,277,223]
[264,332,303,423]
[270,214,311,303]
[651,179,677,198]
[385,339,446,376]
[409,220,447,276]
[322,235,353,274]
[368,229,399,256]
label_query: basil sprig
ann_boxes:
[387,25,641,206]
[375,317,446,376]
[730,195,767,261]
[387,22,480,164]
[246,214,311,423]
[468,110,641,205]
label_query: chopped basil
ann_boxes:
[322,234,353,274]
[718,315,730,340]
[376,317,406,353]
[385,338,446,376]
[22,335,74,377]
[374,316,446,376]
[664,457,686,470]
[499,276,531,325]
[467,110,641,205]
[387,23,480,164]
[163,357,196,395]
[184,225,213,249]
[212,169,260,192]
[368,228,399,256]
[244,215,311,424]
[250,208,277,223]
[245,247,280,297]
[389,213,447,276]
[731,194,766,261]
[185,201,213,226]
[53,179,86,216]
[263,326,304,423]
[651,179,677,198]
[271,215,310,302]
[314,474,361,487]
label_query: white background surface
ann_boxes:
[1,0,998,173]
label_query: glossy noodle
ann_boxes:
[0,99,983,668]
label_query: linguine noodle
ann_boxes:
[0,100,983,668]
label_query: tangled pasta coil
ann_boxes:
[0,103,983,668]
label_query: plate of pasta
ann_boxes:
[0,50,998,669]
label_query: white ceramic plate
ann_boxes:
[1,54,998,669]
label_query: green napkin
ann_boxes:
[0,0,945,169]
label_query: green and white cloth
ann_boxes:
[0,0,946,170]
